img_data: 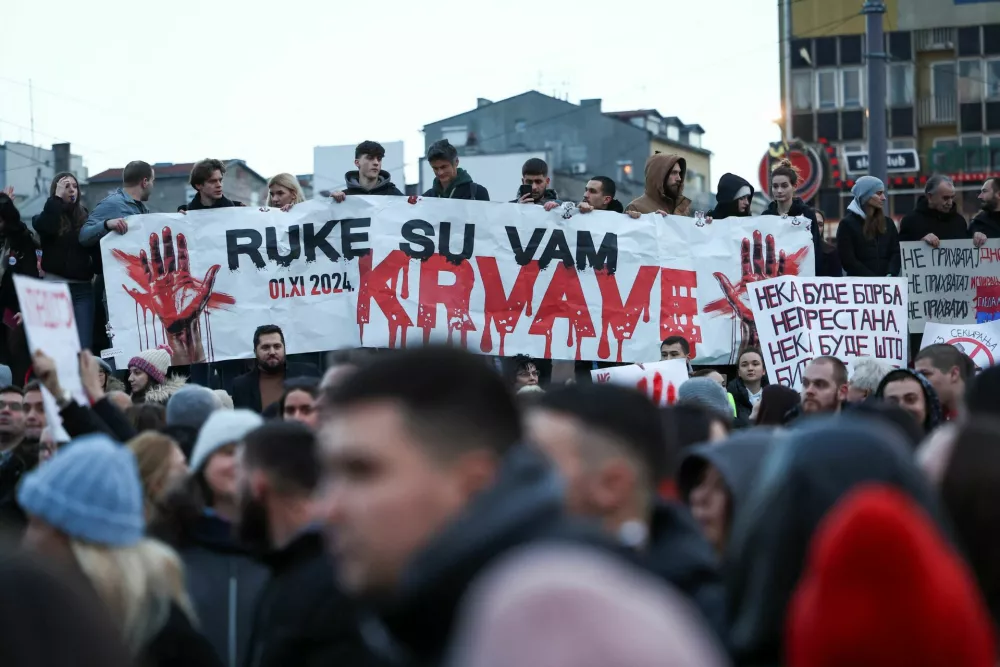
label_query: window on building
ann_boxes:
[647,118,661,135]
[514,119,527,133]
[988,59,1000,99]
[790,39,812,68]
[959,60,984,102]
[888,31,913,61]
[986,24,1000,55]
[840,35,863,65]
[688,132,702,148]
[931,137,959,170]
[842,68,864,108]
[887,63,915,106]
[818,112,839,140]
[961,134,986,170]
[666,125,680,142]
[792,71,813,110]
[888,138,916,150]
[687,170,705,194]
[933,62,957,100]
[959,26,982,57]
[816,70,838,110]
[442,126,468,147]
[815,37,837,67]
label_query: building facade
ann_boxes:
[773,0,1000,221]
[85,159,268,213]
[421,92,711,205]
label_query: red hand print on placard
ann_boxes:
[704,230,809,355]
[636,371,678,406]
[113,227,235,365]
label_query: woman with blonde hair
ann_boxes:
[266,173,306,211]
[18,434,221,666]
[129,432,188,523]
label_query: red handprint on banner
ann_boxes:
[113,227,235,365]
[704,230,809,358]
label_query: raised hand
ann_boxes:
[712,230,788,350]
[122,227,222,365]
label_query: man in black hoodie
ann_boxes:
[707,173,754,220]
[526,383,726,641]
[421,140,489,200]
[317,347,615,666]
[971,177,1000,246]
[874,368,943,435]
[330,141,404,202]
[178,159,245,212]
[239,421,381,667]
[898,175,970,247]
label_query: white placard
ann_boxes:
[591,359,689,406]
[920,321,1000,369]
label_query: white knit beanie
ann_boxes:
[127,345,172,384]
[189,409,264,472]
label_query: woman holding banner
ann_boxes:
[266,173,306,212]
[762,160,830,276]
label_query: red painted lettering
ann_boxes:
[595,267,657,363]
[417,254,476,347]
[476,257,541,356]
[357,250,413,348]
[659,268,702,358]
[529,265,596,360]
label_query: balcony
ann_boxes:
[917,96,957,127]
[915,28,955,52]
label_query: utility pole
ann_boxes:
[781,0,793,142]
[864,0,887,184]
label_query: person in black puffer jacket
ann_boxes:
[32,172,96,349]
[708,173,754,220]
[761,160,831,276]
[0,192,40,382]
[899,176,970,245]
[837,176,901,277]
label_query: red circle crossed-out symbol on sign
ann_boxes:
[945,337,995,367]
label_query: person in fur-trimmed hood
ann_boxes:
[127,346,187,405]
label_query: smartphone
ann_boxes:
[518,184,533,198]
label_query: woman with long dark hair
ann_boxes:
[836,176,901,277]
[762,159,829,275]
[32,172,96,348]
[0,190,40,381]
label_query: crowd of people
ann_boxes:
[0,140,999,666]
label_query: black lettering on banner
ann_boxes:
[908,273,922,296]
[340,218,371,259]
[875,336,904,359]
[932,247,978,269]
[303,221,340,263]
[901,246,927,271]
[439,222,475,264]
[310,275,321,295]
[775,357,812,387]
[507,227,546,266]
[538,230,574,270]
[400,220,435,260]
[923,299,970,320]
[925,273,970,293]
[908,301,922,322]
[227,229,265,270]
[575,231,618,273]
[265,226,301,267]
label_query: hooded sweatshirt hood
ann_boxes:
[874,368,943,434]
[725,415,947,667]
[344,169,401,195]
[709,173,754,220]
[677,429,775,518]
[626,154,691,216]
[375,445,610,665]
[433,167,473,197]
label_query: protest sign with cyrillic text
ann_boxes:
[920,321,1000,369]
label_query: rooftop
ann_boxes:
[88,159,265,184]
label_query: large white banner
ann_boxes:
[901,239,1000,333]
[101,198,814,366]
[748,276,909,388]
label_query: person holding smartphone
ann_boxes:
[512,158,560,209]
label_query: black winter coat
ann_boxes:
[898,196,970,242]
[179,195,244,213]
[0,217,40,316]
[140,603,224,667]
[970,209,1000,238]
[246,530,383,667]
[421,168,489,201]
[727,377,766,424]
[836,207,902,276]
[231,362,321,414]
[708,173,754,220]
[344,170,404,196]
[33,196,92,281]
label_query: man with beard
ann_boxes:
[239,421,379,667]
[0,386,37,530]
[625,153,692,217]
[22,382,46,443]
[232,325,320,414]
[525,383,726,640]
[899,176,970,247]
[800,356,849,415]
[317,347,617,666]
[971,177,1000,246]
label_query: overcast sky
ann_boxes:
[0,0,782,191]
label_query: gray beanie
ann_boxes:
[189,409,264,472]
[677,377,733,420]
[166,386,223,431]
[0,364,11,388]
[851,175,885,208]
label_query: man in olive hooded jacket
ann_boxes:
[626,153,692,217]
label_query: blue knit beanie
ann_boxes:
[852,175,885,208]
[166,385,223,431]
[677,377,734,420]
[17,434,144,547]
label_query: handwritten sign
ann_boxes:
[13,276,85,442]
[901,240,1000,333]
[748,276,909,388]
[591,359,689,406]
[920,321,1000,369]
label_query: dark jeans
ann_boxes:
[68,281,95,351]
